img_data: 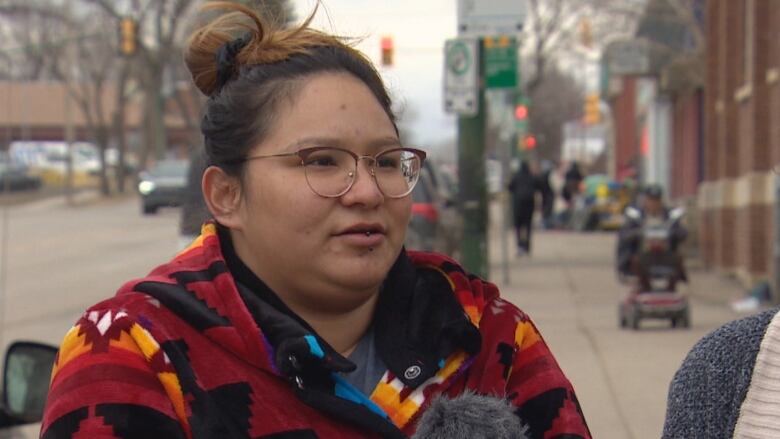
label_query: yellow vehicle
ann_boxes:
[572,175,635,232]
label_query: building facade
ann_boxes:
[701,0,779,290]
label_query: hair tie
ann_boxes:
[215,34,251,93]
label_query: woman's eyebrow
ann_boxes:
[286,136,402,151]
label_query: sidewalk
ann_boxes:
[484,224,752,439]
[7,188,134,213]
[487,198,750,311]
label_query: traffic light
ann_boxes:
[515,98,530,132]
[580,18,593,48]
[583,93,601,124]
[119,17,138,56]
[514,104,528,120]
[524,135,537,150]
[381,36,393,66]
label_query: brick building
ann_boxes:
[0,81,197,158]
[701,0,780,290]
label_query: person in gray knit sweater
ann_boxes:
[663,308,780,438]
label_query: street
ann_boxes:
[0,195,754,438]
[0,194,181,355]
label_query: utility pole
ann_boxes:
[448,1,527,279]
[457,46,488,278]
[63,2,76,205]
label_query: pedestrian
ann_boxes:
[663,307,780,438]
[536,160,555,229]
[558,161,584,228]
[508,160,536,255]
[40,3,590,438]
[562,161,584,205]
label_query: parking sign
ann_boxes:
[443,38,479,116]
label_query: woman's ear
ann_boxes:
[202,166,243,229]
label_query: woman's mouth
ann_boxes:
[336,223,387,247]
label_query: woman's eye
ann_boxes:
[305,155,338,167]
[377,157,399,168]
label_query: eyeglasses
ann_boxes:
[242,146,427,198]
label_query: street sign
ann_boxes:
[606,39,650,76]
[483,36,517,89]
[457,0,527,37]
[444,38,479,116]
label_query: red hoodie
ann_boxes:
[41,223,590,439]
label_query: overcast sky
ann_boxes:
[291,0,459,150]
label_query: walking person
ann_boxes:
[508,161,536,255]
[40,3,590,438]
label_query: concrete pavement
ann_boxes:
[485,222,758,439]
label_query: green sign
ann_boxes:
[483,36,517,89]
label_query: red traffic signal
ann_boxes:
[381,36,394,66]
[524,135,537,150]
[514,104,528,120]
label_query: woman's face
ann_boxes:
[229,72,411,312]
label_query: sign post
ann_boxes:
[445,1,526,279]
[444,37,488,278]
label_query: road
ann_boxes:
[0,194,181,355]
[0,195,756,438]
[488,224,748,439]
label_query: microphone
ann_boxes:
[411,391,528,439]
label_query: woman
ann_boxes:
[40,3,590,438]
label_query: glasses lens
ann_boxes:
[302,148,355,197]
[374,149,422,198]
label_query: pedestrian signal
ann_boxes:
[381,36,394,66]
[524,135,537,150]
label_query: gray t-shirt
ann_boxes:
[344,326,387,395]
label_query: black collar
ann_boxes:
[216,224,480,388]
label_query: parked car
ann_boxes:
[405,162,462,258]
[0,163,41,192]
[0,341,58,438]
[138,159,190,215]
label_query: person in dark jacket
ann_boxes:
[40,3,591,438]
[535,160,555,229]
[508,161,536,254]
[562,161,584,204]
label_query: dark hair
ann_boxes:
[184,2,397,177]
[644,184,664,199]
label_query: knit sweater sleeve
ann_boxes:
[40,309,189,439]
[662,308,778,439]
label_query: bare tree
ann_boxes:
[528,67,584,162]
[83,0,197,169]
[521,0,643,95]
[0,1,136,195]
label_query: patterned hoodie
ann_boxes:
[40,222,590,439]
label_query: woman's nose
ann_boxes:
[340,158,383,206]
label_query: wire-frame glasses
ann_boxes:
[242,146,427,198]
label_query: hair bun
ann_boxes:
[184,1,349,96]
